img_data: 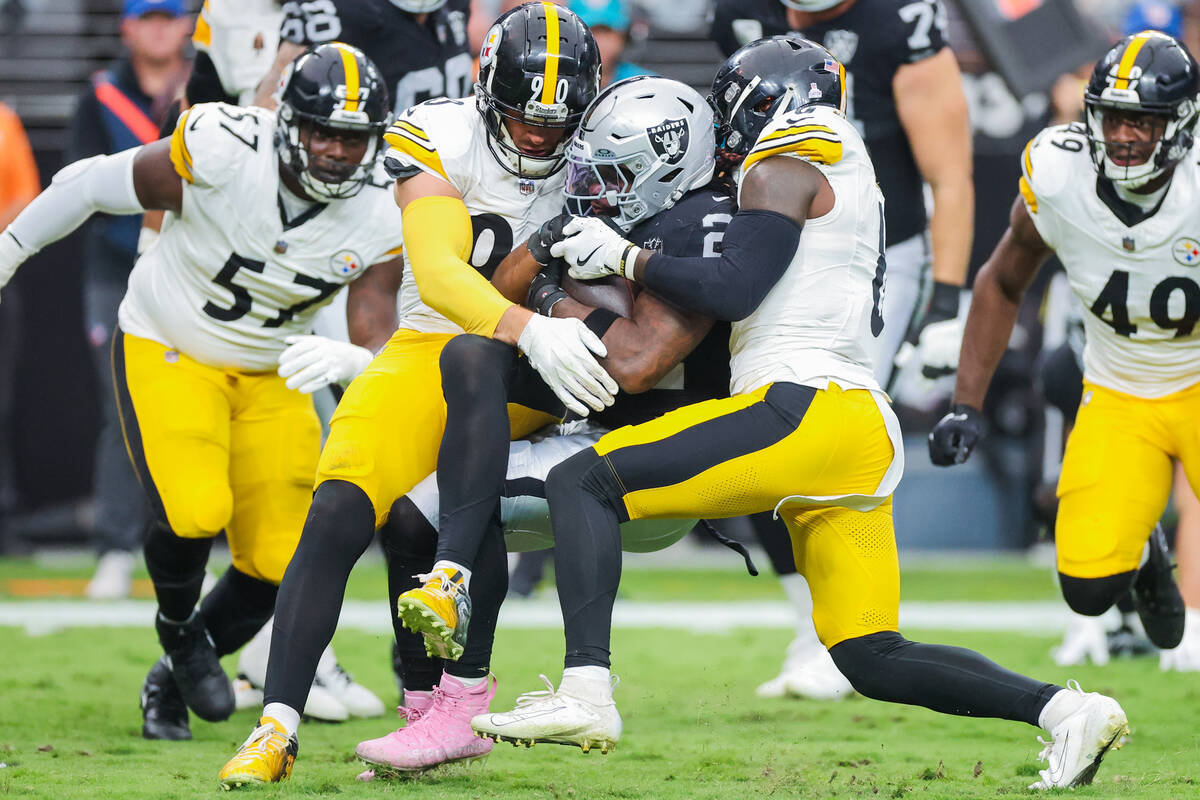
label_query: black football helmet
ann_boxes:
[708,34,845,167]
[475,2,601,179]
[276,42,392,202]
[1084,30,1200,187]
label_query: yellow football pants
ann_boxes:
[112,331,320,583]
[594,381,899,647]
[316,328,560,527]
[1057,379,1200,578]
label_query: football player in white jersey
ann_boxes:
[473,37,1129,791]
[217,3,610,788]
[0,43,404,739]
[932,31,1199,660]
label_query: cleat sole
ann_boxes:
[484,732,617,754]
[396,599,463,661]
[359,752,489,779]
[1069,720,1130,788]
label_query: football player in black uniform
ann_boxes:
[374,75,734,774]
[254,0,473,112]
[709,0,976,701]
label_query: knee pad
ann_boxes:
[1059,571,1135,616]
[380,496,438,563]
[829,631,907,697]
[169,480,233,538]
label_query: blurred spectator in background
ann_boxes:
[568,0,651,87]
[0,102,39,552]
[70,0,190,599]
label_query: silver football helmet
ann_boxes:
[564,76,716,232]
[778,0,844,12]
[388,0,447,12]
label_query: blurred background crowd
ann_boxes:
[0,0,1195,597]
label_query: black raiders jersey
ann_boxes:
[595,187,734,430]
[279,0,472,112]
[800,0,948,246]
[709,0,789,58]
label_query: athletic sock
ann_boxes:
[262,702,301,736]
[431,560,471,591]
[561,666,612,703]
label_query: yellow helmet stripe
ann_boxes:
[540,2,561,105]
[192,2,212,48]
[837,59,847,114]
[335,42,361,112]
[1114,31,1155,90]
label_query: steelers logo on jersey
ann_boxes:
[1172,237,1200,267]
[331,249,364,277]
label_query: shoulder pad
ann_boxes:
[383,99,472,186]
[1020,123,1088,214]
[170,102,271,187]
[742,105,845,175]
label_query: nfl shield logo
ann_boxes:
[519,179,535,195]
[1122,237,1135,252]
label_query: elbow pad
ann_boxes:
[8,148,144,257]
[402,195,513,336]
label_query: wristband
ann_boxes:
[583,307,620,339]
[926,281,961,324]
[527,269,568,316]
[619,243,642,281]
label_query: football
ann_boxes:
[561,273,638,318]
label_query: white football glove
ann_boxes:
[277,335,374,394]
[915,317,963,379]
[0,230,33,307]
[517,314,618,417]
[551,216,642,281]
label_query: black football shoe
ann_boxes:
[156,612,235,722]
[1132,525,1186,650]
[141,656,191,741]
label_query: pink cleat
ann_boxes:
[355,690,435,781]
[355,673,495,776]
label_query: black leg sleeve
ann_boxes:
[830,631,1061,726]
[748,510,796,576]
[547,448,626,669]
[1059,571,1137,617]
[434,335,518,569]
[263,480,375,710]
[143,522,213,623]
[380,496,445,692]
[449,520,509,680]
[200,566,279,658]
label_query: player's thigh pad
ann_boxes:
[112,330,234,538]
[1056,382,1174,578]
[225,372,321,584]
[785,499,899,647]
[595,382,895,521]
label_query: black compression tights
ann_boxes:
[263,480,375,711]
[382,495,508,683]
[143,522,212,623]
[830,631,1061,725]
[200,565,278,657]
[434,335,517,570]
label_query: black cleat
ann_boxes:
[156,612,235,722]
[141,656,191,741]
[1132,525,1186,650]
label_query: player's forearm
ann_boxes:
[928,175,974,287]
[1,149,144,287]
[491,243,542,304]
[253,41,305,109]
[953,264,1020,409]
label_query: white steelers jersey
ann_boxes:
[731,104,885,396]
[382,97,566,334]
[1021,122,1200,397]
[192,0,282,105]
[118,102,405,371]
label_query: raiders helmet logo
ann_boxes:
[647,118,688,165]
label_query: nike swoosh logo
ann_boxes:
[582,245,602,264]
[485,704,568,725]
[1051,730,1070,783]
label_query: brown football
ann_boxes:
[561,273,638,318]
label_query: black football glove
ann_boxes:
[928,403,985,466]
[526,259,567,316]
[527,213,571,267]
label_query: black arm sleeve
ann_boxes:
[640,209,801,321]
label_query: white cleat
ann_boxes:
[1051,613,1111,667]
[85,550,135,600]
[315,647,386,718]
[471,674,621,754]
[756,638,853,701]
[233,676,264,711]
[1160,608,1200,672]
[1029,680,1129,790]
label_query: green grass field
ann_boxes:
[1,554,1197,799]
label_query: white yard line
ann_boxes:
[0,599,1072,636]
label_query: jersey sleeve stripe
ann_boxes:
[540,3,561,105]
[385,127,437,154]
[334,43,361,112]
[169,109,195,184]
[1021,137,1035,179]
[192,3,212,48]
[383,134,449,181]
[757,124,839,144]
[1018,175,1038,214]
[392,119,432,144]
[742,137,843,172]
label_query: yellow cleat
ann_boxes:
[396,567,471,661]
[218,717,298,790]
